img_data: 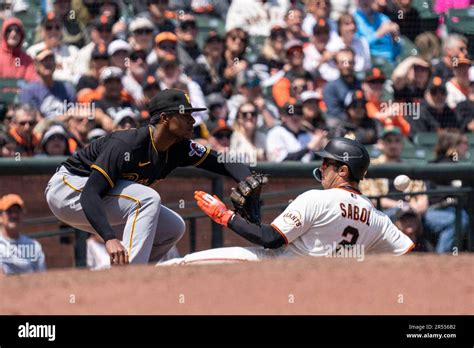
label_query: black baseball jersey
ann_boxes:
[62,125,210,187]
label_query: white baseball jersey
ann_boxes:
[271,188,415,257]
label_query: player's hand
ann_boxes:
[105,239,129,265]
[194,191,235,226]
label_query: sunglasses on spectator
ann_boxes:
[45,24,61,31]
[6,26,22,34]
[98,26,112,33]
[130,52,147,61]
[158,43,176,50]
[214,131,232,140]
[181,23,197,31]
[134,28,153,35]
[239,111,258,119]
[18,120,36,126]
[229,35,245,42]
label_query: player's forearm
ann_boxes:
[228,214,285,249]
[80,174,117,242]
[199,150,251,181]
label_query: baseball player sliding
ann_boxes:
[161,138,415,265]
[45,89,259,265]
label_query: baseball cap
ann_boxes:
[344,89,366,108]
[143,75,160,90]
[381,126,402,138]
[206,93,226,108]
[41,11,61,26]
[129,17,154,33]
[284,39,304,53]
[93,15,114,31]
[155,32,177,45]
[108,40,131,56]
[364,67,386,83]
[394,206,418,221]
[428,76,447,94]
[87,128,107,142]
[1,194,24,211]
[113,108,139,126]
[35,48,55,62]
[270,26,287,40]
[41,125,67,146]
[148,89,207,118]
[454,53,472,66]
[100,66,123,82]
[301,90,322,103]
[178,15,197,30]
[91,43,109,60]
[313,18,330,36]
[204,31,223,45]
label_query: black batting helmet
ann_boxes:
[313,137,370,182]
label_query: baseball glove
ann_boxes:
[230,172,269,225]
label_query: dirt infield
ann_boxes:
[1,254,473,315]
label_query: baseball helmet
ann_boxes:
[313,137,370,182]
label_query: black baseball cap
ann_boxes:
[148,89,207,117]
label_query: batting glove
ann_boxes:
[194,191,235,226]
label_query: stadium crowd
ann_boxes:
[1,0,473,270]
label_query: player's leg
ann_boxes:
[148,205,186,263]
[158,246,275,266]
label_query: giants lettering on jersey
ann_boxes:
[283,211,302,227]
[340,203,371,226]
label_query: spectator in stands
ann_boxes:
[139,75,161,123]
[415,32,442,63]
[413,76,462,134]
[332,89,381,144]
[187,31,227,96]
[176,15,201,72]
[446,54,471,109]
[122,49,148,107]
[323,48,361,119]
[459,67,474,132]
[19,49,75,119]
[229,69,279,128]
[75,15,115,76]
[27,12,79,84]
[0,103,15,131]
[4,104,40,157]
[92,66,136,131]
[303,18,340,82]
[112,108,139,131]
[364,67,411,136]
[205,93,229,132]
[433,34,468,81]
[208,123,233,153]
[53,0,87,47]
[255,26,287,78]
[230,102,267,163]
[147,31,178,66]
[0,132,16,157]
[225,0,288,37]
[359,126,428,219]
[0,194,46,275]
[137,0,175,34]
[392,56,431,103]
[273,40,312,108]
[108,39,131,72]
[384,0,421,42]
[394,207,434,252]
[266,102,326,162]
[38,124,71,156]
[64,106,94,153]
[284,6,308,43]
[333,12,372,75]
[300,90,327,132]
[76,43,109,93]
[0,17,38,81]
[128,17,155,53]
[302,0,337,36]
[424,131,470,253]
[353,0,401,64]
[223,28,249,89]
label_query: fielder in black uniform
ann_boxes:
[45,89,251,265]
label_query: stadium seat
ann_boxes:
[414,132,438,147]
[0,78,23,105]
[412,0,440,32]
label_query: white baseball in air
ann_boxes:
[394,175,411,191]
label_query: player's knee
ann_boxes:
[141,189,161,213]
[174,215,186,241]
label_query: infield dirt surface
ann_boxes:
[1,254,473,314]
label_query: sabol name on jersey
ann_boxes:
[339,203,371,225]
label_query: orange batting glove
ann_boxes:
[194,191,235,226]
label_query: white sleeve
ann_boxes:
[271,191,321,244]
[266,129,288,162]
[370,217,415,255]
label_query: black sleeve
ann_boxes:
[80,170,117,242]
[284,148,310,161]
[228,214,286,249]
[197,150,251,182]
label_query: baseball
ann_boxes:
[394,175,411,191]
